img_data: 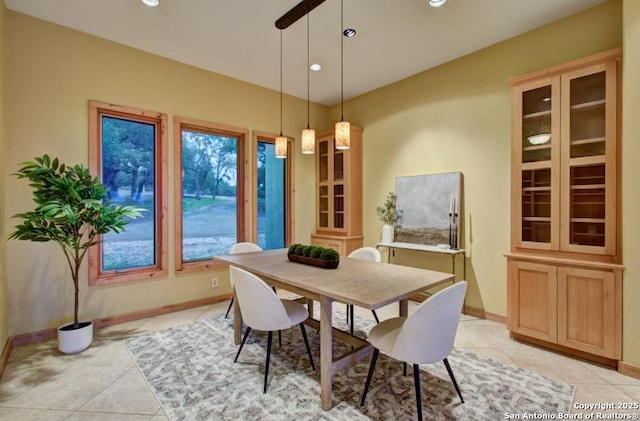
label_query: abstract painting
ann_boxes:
[394,172,462,248]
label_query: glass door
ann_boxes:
[516,78,560,250]
[317,138,330,230]
[561,62,617,254]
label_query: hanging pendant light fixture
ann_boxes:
[275,30,287,159]
[301,10,315,154]
[335,0,350,150]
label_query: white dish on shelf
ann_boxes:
[527,133,551,145]
[436,244,451,250]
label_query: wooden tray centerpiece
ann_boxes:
[287,243,340,269]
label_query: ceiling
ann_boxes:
[5,0,609,106]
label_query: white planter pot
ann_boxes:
[57,320,93,354]
[381,224,394,243]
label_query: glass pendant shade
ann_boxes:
[275,135,287,158]
[335,120,350,150]
[301,127,315,154]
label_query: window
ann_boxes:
[174,117,248,273]
[252,132,294,249]
[88,101,168,285]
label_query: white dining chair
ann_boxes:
[231,266,315,393]
[225,242,263,318]
[346,247,382,334]
[360,281,467,421]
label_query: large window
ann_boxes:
[88,101,168,285]
[174,117,248,273]
[252,132,294,249]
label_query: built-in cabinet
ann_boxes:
[506,48,623,366]
[311,126,363,256]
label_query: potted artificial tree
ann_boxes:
[376,192,400,244]
[9,155,142,354]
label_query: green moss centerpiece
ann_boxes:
[287,243,340,269]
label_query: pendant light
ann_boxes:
[301,11,315,154]
[335,0,350,150]
[275,30,287,159]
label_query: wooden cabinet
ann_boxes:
[511,49,620,257]
[311,126,363,256]
[507,258,621,361]
[506,48,623,365]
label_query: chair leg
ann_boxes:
[264,331,273,393]
[299,323,315,370]
[349,304,354,336]
[372,309,380,324]
[443,358,464,403]
[234,326,252,362]
[360,348,379,406]
[225,297,234,319]
[278,330,282,348]
[413,364,423,421]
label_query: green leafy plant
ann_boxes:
[319,248,339,261]
[287,243,339,261]
[8,155,144,329]
[376,192,400,225]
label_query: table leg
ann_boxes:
[319,296,333,410]
[399,298,408,317]
[233,291,242,345]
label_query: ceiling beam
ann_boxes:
[275,0,326,30]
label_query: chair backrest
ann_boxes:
[348,247,381,262]
[229,266,292,331]
[392,281,467,365]
[229,242,262,287]
[230,242,263,254]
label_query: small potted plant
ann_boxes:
[9,155,143,354]
[287,243,340,269]
[376,192,400,243]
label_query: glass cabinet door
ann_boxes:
[517,78,559,250]
[317,139,330,229]
[561,62,616,254]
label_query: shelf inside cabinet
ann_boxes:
[523,110,552,119]
[570,99,606,111]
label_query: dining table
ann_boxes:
[215,248,455,410]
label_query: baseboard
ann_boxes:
[463,305,507,324]
[0,337,13,381]
[11,294,232,347]
[619,361,640,380]
[511,332,618,369]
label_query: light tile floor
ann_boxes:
[1,300,639,420]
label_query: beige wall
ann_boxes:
[4,11,326,335]
[622,0,640,366]
[0,1,9,352]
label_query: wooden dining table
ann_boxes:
[215,248,455,410]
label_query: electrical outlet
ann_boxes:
[211,277,218,288]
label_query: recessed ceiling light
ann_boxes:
[141,0,160,7]
[428,0,446,7]
[343,28,356,38]
[310,63,322,71]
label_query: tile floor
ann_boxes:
[0,300,639,420]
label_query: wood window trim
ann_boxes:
[174,116,250,274]
[88,100,169,286]
[251,131,295,247]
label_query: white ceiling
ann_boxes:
[5,0,609,106]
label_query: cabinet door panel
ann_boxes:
[511,77,560,251]
[560,61,618,256]
[508,261,557,342]
[557,267,619,358]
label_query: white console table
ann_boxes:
[376,242,466,281]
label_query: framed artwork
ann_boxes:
[394,172,463,248]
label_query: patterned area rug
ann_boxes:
[124,311,574,420]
